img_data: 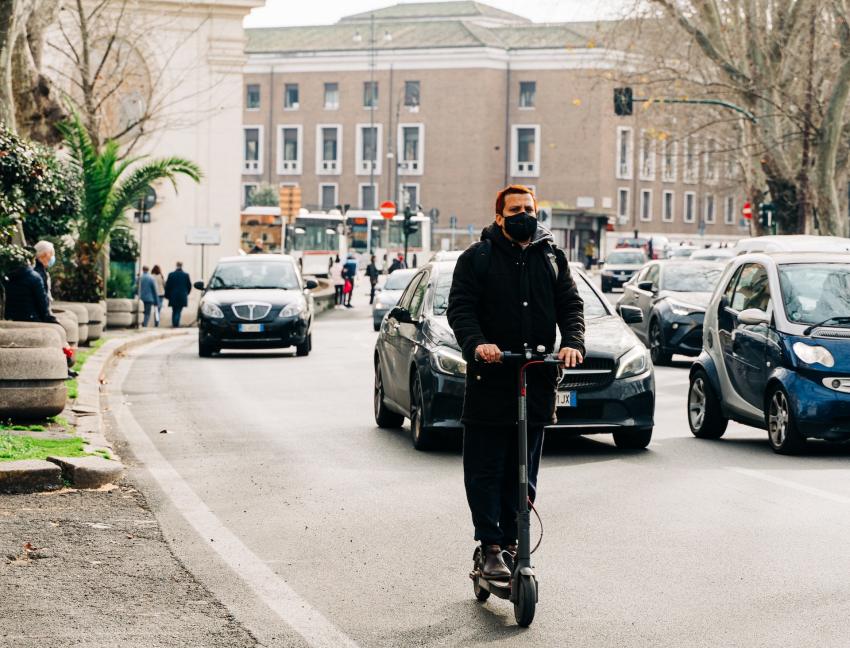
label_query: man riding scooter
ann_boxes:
[447,185,585,581]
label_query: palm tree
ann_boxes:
[57,113,201,302]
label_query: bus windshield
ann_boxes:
[290,218,340,252]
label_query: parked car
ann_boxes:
[690,247,735,262]
[688,252,850,454]
[668,245,698,259]
[429,250,463,262]
[373,262,655,450]
[195,254,316,357]
[372,268,417,331]
[600,249,648,292]
[733,234,850,255]
[618,260,724,365]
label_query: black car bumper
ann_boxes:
[601,271,635,289]
[548,370,655,433]
[660,313,704,357]
[199,315,309,349]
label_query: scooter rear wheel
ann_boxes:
[513,574,537,627]
[472,546,490,601]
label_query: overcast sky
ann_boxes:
[244,0,634,28]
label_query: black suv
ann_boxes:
[195,254,317,357]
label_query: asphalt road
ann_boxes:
[111,290,850,648]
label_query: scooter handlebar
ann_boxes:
[483,350,563,364]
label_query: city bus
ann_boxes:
[287,211,346,276]
[345,210,432,269]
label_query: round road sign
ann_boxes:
[380,200,396,220]
[742,201,752,219]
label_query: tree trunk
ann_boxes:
[0,0,24,130]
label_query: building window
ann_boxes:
[704,138,717,183]
[242,183,258,208]
[324,83,339,110]
[640,189,652,222]
[246,84,260,110]
[284,84,299,110]
[661,139,677,182]
[684,191,696,223]
[662,190,675,222]
[704,194,716,224]
[316,124,342,174]
[683,137,698,184]
[359,183,378,210]
[404,81,420,109]
[511,125,540,177]
[363,81,378,109]
[519,81,536,108]
[277,125,302,175]
[401,183,419,210]
[616,126,633,180]
[639,130,655,181]
[319,184,338,211]
[356,124,382,175]
[242,126,262,174]
[398,123,424,175]
[617,187,630,224]
[724,195,736,225]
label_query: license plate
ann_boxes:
[556,391,576,408]
[238,323,264,333]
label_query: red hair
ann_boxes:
[495,184,538,216]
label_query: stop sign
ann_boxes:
[742,201,753,219]
[380,201,396,220]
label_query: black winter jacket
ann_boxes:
[3,264,57,324]
[447,224,585,426]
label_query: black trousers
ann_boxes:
[463,423,545,546]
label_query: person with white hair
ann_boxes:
[33,240,55,301]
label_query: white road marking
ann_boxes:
[730,467,850,505]
[110,341,360,648]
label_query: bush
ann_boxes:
[106,264,135,298]
[109,225,140,262]
[247,183,279,207]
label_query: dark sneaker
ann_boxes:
[481,544,511,580]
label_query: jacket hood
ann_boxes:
[481,222,554,249]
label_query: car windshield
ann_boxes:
[208,261,299,290]
[661,264,723,292]
[778,263,850,325]
[669,248,695,257]
[384,270,416,291]
[607,251,645,265]
[431,267,608,320]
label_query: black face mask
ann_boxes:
[502,211,537,242]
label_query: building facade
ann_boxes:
[243,1,750,258]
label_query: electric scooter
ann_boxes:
[469,348,562,627]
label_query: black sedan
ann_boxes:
[617,260,723,365]
[195,254,317,357]
[373,262,655,450]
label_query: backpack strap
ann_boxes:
[543,242,562,283]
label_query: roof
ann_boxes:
[218,254,296,263]
[339,1,528,24]
[749,251,850,264]
[734,235,850,254]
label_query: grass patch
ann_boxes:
[0,434,88,462]
[72,337,106,373]
[66,378,78,400]
[0,423,46,432]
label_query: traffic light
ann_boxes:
[614,87,633,116]
[403,206,418,236]
[758,203,775,228]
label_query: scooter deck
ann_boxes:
[476,575,512,600]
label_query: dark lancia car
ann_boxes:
[373,261,655,450]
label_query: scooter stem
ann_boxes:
[516,368,531,570]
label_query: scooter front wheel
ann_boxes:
[472,546,490,601]
[513,574,537,627]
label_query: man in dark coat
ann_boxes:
[3,262,58,324]
[447,184,585,580]
[164,261,192,328]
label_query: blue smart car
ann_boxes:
[688,251,850,454]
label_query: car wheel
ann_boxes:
[688,369,728,439]
[601,279,610,293]
[766,385,806,454]
[374,363,404,428]
[649,319,672,366]
[410,371,436,451]
[198,340,216,357]
[295,333,311,357]
[613,427,652,449]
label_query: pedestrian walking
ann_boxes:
[343,253,358,308]
[584,239,596,270]
[151,265,165,323]
[33,240,56,301]
[249,238,264,254]
[330,255,344,306]
[139,266,160,327]
[447,184,585,580]
[365,255,380,304]
[164,261,192,328]
[2,258,58,324]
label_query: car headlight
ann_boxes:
[431,346,467,376]
[668,299,704,317]
[200,301,223,318]
[279,300,306,318]
[792,342,835,368]
[374,301,386,310]
[616,345,650,378]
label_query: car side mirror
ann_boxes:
[389,306,414,324]
[619,305,644,324]
[304,278,318,290]
[193,281,205,290]
[637,281,655,292]
[738,308,770,326]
